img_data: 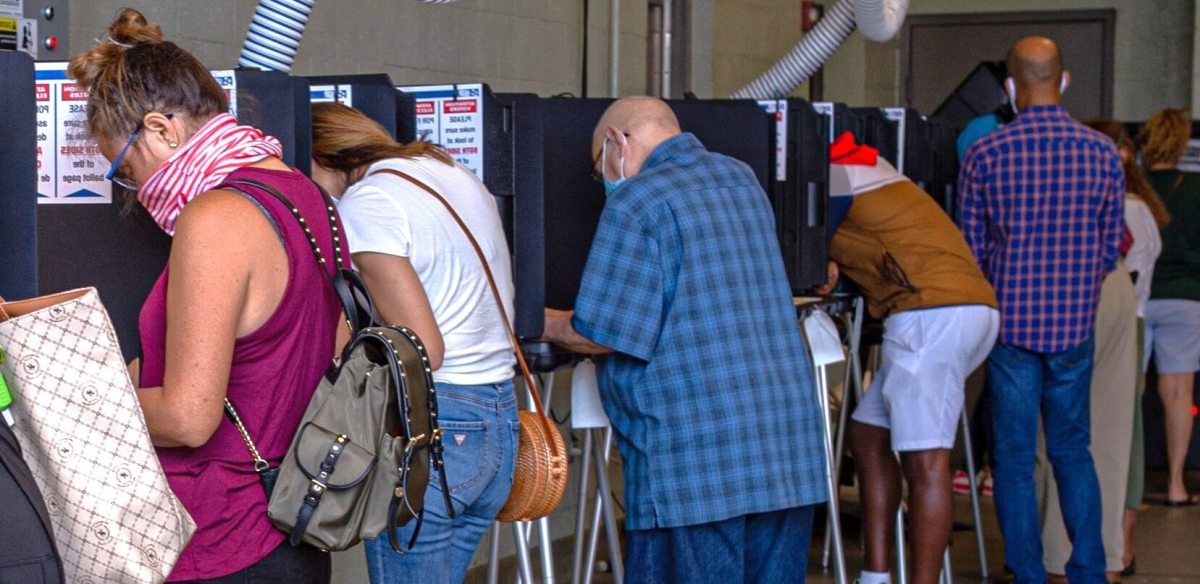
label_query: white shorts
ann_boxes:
[852,304,999,451]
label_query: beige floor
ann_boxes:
[470,470,1200,583]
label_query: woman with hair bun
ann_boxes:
[69,8,341,582]
[1138,108,1200,508]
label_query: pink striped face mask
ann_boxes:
[136,113,284,236]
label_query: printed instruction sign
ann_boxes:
[883,108,907,174]
[397,84,485,181]
[210,70,238,117]
[812,102,837,144]
[35,63,111,204]
[309,85,353,106]
[758,100,788,182]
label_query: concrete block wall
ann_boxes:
[69,0,652,98]
[711,0,1195,120]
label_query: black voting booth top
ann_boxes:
[494,96,831,346]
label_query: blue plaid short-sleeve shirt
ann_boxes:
[573,133,827,530]
[958,105,1125,353]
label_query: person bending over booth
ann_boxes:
[814,133,999,584]
[542,97,827,583]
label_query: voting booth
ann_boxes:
[35,66,313,357]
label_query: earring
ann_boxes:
[168,141,178,149]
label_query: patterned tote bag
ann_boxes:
[0,288,195,584]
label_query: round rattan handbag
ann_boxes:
[496,354,569,521]
[376,169,569,522]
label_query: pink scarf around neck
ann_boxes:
[137,113,284,235]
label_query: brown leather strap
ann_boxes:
[369,169,550,418]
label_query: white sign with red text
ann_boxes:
[210,70,238,117]
[758,100,788,181]
[397,84,484,180]
[35,62,110,204]
[310,85,353,106]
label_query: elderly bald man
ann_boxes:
[542,97,827,583]
[959,37,1123,584]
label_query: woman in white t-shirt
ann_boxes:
[310,103,518,584]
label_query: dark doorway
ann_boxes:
[901,10,1115,121]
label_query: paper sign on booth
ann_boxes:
[397,84,485,181]
[310,85,353,106]
[35,62,111,205]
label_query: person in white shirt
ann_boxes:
[310,103,518,584]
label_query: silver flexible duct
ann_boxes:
[238,0,460,72]
[238,0,315,72]
[730,0,908,99]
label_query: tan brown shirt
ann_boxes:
[831,180,997,319]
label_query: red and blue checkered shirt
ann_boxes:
[959,105,1125,353]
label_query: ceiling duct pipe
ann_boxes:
[238,0,460,72]
[238,0,315,72]
[730,0,908,99]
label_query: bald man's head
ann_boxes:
[1007,36,1064,90]
[592,97,683,184]
[593,97,681,147]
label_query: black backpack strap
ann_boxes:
[222,177,377,334]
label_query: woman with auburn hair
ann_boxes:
[1137,108,1200,508]
[69,8,342,582]
[310,103,518,584]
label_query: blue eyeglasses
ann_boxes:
[105,127,142,191]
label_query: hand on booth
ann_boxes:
[813,261,840,296]
[542,308,612,356]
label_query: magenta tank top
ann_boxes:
[138,167,349,580]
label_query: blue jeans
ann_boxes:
[364,380,519,584]
[987,341,1105,584]
[625,505,817,584]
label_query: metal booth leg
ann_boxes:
[535,373,557,584]
[895,506,908,584]
[488,522,502,584]
[940,544,954,584]
[586,426,624,584]
[571,429,594,584]
[959,411,989,580]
